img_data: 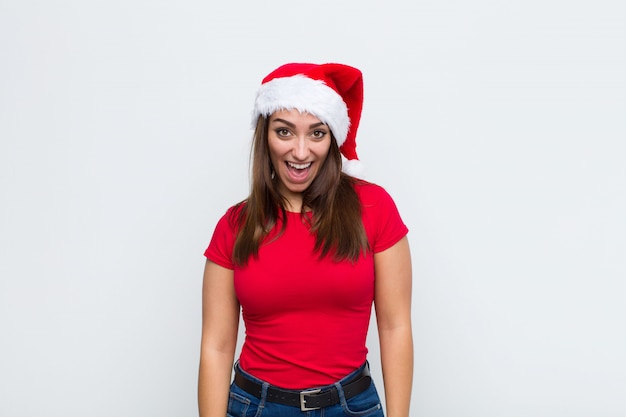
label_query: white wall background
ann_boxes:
[1,0,625,416]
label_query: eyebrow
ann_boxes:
[271,118,326,129]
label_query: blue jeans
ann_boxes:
[227,362,385,417]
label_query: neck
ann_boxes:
[278,187,304,213]
[284,199,304,213]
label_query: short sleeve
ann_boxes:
[358,183,409,253]
[204,208,238,270]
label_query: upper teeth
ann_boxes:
[288,162,311,169]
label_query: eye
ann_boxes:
[311,130,327,139]
[274,128,291,137]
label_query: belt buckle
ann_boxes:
[299,389,321,411]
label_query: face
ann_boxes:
[267,109,332,210]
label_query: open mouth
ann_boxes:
[287,161,312,170]
[285,161,312,181]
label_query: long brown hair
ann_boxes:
[232,116,369,265]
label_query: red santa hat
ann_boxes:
[252,63,365,177]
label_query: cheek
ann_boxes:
[268,137,289,155]
[267,140,283,162]
[316,141,332,159]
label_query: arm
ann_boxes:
[198,260,240,417]
[374,236,413,417]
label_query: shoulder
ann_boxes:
[351,179,408,251]
[351,180,396,206]
[225,200,246,218]
[215,200,247,231]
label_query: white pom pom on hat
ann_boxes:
[252,63,365,178]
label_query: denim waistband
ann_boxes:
[233,361,372,411]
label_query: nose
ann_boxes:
[291,136,310,161]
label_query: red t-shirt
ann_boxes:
[204,182,408,388]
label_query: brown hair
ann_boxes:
[232,116,369,265]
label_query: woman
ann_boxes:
[199,63,413,417]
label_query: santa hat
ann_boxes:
[252,63,365,178]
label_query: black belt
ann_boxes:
[233,364,372,411]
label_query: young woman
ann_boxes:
[199,63,413,417]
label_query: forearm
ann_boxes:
[379,324,413,417]
[198,348,236,417]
